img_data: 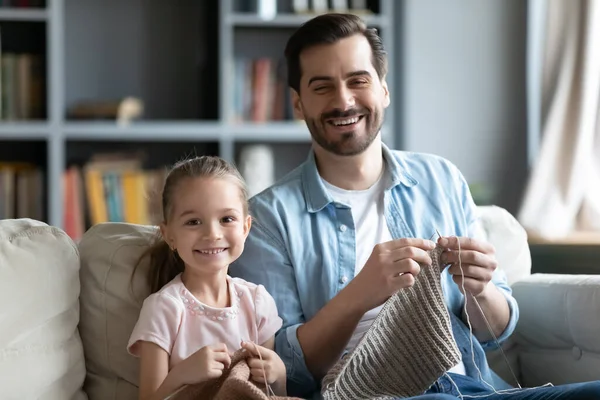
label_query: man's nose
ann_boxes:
[331,86,355,111]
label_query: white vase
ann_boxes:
[238,144,275,197]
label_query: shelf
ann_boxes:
[0,122,50,139]
[0,8,48,21]
[63,121,222,141]
[227,12,388,28]
[227,121,310,142]
[63,121,312,143]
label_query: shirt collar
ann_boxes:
[302,142,418,213]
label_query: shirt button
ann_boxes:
[339,224,347,232]
[339,276,348,284]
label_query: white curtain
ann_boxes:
[518,0,600,240]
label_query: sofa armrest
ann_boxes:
[510,273,600,387]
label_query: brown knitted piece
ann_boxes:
[321,244,462,400]
[169,349,303,400]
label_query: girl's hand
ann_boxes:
[240,341,286,386]
[174,343,232,385]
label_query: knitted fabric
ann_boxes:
[321,244,462,400]
[168,349,303,400]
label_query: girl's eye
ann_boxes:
[222,216,235,223]
[186,219,200,226]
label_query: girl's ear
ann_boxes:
[159,223,175,250]
[243,215,252,238]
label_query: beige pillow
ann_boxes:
[78,222,158,400]
[0,218,87,400]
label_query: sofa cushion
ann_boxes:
[511,274,600,387]
[78,222,158,400]
[0,218,87,400]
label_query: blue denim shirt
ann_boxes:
[229,143,519,398]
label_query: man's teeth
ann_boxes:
[332,117,359,126]
[198,248,225,254]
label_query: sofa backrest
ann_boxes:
[78,222,158,400]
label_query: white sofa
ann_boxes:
[0,206,598,399]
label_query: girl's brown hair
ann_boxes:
[132,155,249,295]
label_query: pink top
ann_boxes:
[127,274,283,369]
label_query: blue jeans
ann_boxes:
[404,373,600,399]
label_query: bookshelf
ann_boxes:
[0,0,397,240]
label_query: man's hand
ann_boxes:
[438,235,511,340]
[347,238,437,313]
[438,236,497,298]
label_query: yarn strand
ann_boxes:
[443,233,553,398]
[251,341,276,398]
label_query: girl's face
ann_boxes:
[160,176,251,275]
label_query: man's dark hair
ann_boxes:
[284,13,388,93]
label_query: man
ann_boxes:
[229,13,600,400]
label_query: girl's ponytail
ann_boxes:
[131,233,185,299]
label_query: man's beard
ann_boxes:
[305,106,384,156]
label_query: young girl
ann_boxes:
[127,156,286,400]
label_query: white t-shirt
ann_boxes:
[321,167,466,375]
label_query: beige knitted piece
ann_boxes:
[168,349,303,400]
[321,244,462,400]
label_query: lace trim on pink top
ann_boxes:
[178,281,243,321]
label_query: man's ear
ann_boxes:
[291,90,305,120]
[381,78,391,108]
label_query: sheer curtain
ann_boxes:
[518,0,600,240]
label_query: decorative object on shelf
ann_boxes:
[292,0,309,14]
[238,144,275,198]
[66,97,144,123]
[257,0,276,20]
[117,97,144,127]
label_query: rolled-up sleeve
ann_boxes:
[229,216,318,396]
[481,273,519,349]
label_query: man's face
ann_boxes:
[292,34,390,156]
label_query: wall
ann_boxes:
[397,0,528,215]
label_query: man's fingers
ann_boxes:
[392,258,421,277]
[380,238,436,252]
[451,275,487,295]
[438,236,494,254]
[394,271,416,288]
[447,264,490,281]
[389,246,432,265]
[442,249,494,268]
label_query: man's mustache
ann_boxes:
[321,108,368,120]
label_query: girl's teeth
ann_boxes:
[200,248,224,254]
